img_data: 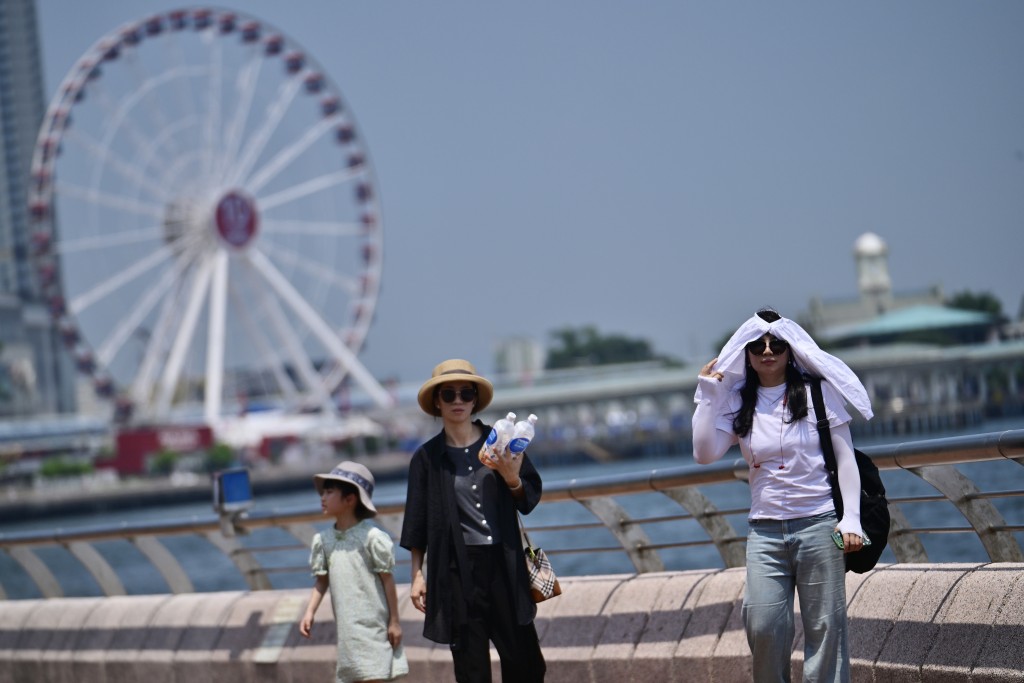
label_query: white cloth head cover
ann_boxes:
[695,313,874,420]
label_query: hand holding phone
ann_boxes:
[833,529,871,550]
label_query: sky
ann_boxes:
[34,1,1024,387]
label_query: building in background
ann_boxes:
[801,232,1005,349]
[0,0,76,416]
[494,336,545,386]
[802,232,946,340]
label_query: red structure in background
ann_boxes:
[103,425,214,475]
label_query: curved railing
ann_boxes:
[1,429,1022,599]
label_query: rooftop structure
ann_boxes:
[824,304,999,348]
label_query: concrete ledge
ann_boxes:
[1,564,1022,682]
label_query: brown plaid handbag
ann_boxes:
[519,514,561,602]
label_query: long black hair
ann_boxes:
[731,308,809,437]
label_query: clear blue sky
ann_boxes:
[36,1,1024,384]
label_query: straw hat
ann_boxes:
[313,461,377,516]
[417,359,494,417]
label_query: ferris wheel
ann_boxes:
[28,8,390,425]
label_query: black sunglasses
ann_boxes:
[439,387,477,403]
[746,338,790,355]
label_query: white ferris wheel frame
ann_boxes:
[27,8,391,425]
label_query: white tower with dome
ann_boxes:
[854,232,893,313]
[803,231,943,338]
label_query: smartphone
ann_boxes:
[832,530,871,549]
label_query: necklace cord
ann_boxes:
[749,389,788,470]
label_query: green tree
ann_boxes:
[947,290,1004,319]
[150,449,179,476]
[204,443,236,473]
[39,457,93,478]
[545,325,678,369]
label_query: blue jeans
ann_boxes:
[744,512,848,683]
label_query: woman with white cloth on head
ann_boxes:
[692,307,874,683]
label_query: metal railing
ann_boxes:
[1,429,1022,599]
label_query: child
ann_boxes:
[300,461,408,683]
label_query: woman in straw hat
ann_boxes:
[400,359,546,682]
[692,307,874,683]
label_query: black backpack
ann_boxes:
[809,378,890,573]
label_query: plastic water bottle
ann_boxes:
[509,414,538,456]
[482,412,517,459]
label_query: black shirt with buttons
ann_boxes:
[448,434,502,545]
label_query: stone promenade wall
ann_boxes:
[1,563,1021,682]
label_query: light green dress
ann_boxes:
[310,520,409,683]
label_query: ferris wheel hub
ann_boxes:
[214,190,259,250]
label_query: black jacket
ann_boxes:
[399,419,543,644]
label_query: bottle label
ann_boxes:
[485,429,498,446]
[509,438,529,453]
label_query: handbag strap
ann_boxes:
[517,513,535,550]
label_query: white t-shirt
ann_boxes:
[714,381,852,520]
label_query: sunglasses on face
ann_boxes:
[439,387,477,403]
[746,338,790,355]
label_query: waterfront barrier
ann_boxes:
[1,430,1023,681]
[1,563,1022,682]
[1,429,1022,599]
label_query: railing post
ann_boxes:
[66,542,126,596]
[578,497,665,573]
[912,464,1024,562]
[6,546,63,598]
[204,532,273,591]
[660,486,746,568]
[131,535,195,594]
[886,504,928,563]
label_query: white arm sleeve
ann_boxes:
[831,422,865,538]
[692,376,737,464]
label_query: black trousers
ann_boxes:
[450,544,546,682]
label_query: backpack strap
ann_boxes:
[809,377,845,519]
[809,377,837,473]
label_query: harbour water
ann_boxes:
[0,417,1021,601]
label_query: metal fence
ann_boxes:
[1,429,1022,599]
